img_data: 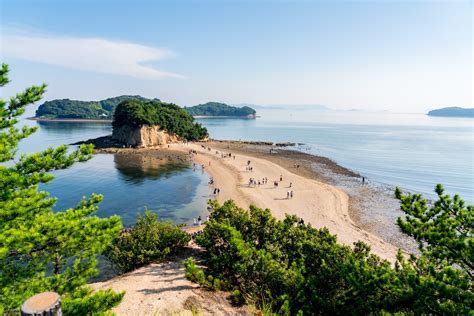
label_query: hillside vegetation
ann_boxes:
[36,97,257,120]
[35,95,153,119]
[184,102,256,117]
[427,107,474,117]
[113,99,208,141]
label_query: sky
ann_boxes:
[0,0,472,112]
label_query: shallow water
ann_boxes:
[14,105,473,228]
[17,110,211,226]
[198,109,473,203]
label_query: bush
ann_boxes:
[188,198,473,315]
[104,210,191,273]
[62,286,124,315]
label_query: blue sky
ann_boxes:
[1,0,472,112]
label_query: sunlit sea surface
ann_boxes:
[16,106,473,226]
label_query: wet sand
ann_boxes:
[202,141,417,254]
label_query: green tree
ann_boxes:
[104,210,191,273]
[395,185,473,314]
[0,64,123,313]
[113,99,208,141]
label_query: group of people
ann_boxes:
[220,152,235,159]
[193,215,211,226]
[248,177,269,187]
[286,190,294,199]
[213,187,221,195]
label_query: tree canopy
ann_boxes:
[184,102,256,117]
[35,95,155,119]
[113,99,208,141]
[0,64,123,314]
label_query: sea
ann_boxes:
[16,106,474,226]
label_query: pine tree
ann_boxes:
[395,185,473,314]
[0,64,123,313]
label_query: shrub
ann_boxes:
[62,286,124,315]
[188,198,473,315]
[104,210,191,273]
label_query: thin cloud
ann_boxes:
[1,29,186,79]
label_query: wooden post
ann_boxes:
[20,292,61,316]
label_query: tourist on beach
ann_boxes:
[193,218,197,225]
[280,175,283,182]
[290,191,294,199]
[198,216,202,225]
[362,176,365,184]
[287,191,290,199]
[289,182,292,188]
[217,188,220,194]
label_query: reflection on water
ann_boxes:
[42,153,210,227]
[114,154,189,184]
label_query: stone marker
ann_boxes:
[21,292,61,316]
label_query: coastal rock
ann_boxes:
[112,124,179,147]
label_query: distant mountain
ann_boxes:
[35,95,156,119]
[427,107,474,118]
[184,102,256,118]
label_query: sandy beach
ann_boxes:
[170,142,400,262]
[91,140,407,315]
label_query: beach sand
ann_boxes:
[171,142,400,262]
[91,140,408,315]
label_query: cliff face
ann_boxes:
[112,125,180,147]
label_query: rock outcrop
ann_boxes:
[112,125,180,147]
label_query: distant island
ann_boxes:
[35,95,154,120]
[427,107,474,118]
[34,96,257,120]
[184,102,256,118]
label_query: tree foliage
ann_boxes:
[113,99,208,141]
[0,64,123,314]
[104,210,191,273]
[395,184,473,314]
[35,95,153,119]
[184,102,256,117]
[187,198,473,315]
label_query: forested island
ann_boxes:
[427,107,474,117]
[112,99,208,145]
[35,97,257,120]
[35,95,153,120]
[184,102,256,118]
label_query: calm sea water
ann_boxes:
[197,109,473,203]
[17,109,210,226]
[15,106,473,226]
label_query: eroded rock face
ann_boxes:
[112,125,179,147]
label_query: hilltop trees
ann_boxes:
[35,95,152,119]
[184,102,256,117]
[0,64,123,313]
[113,99,208,141]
